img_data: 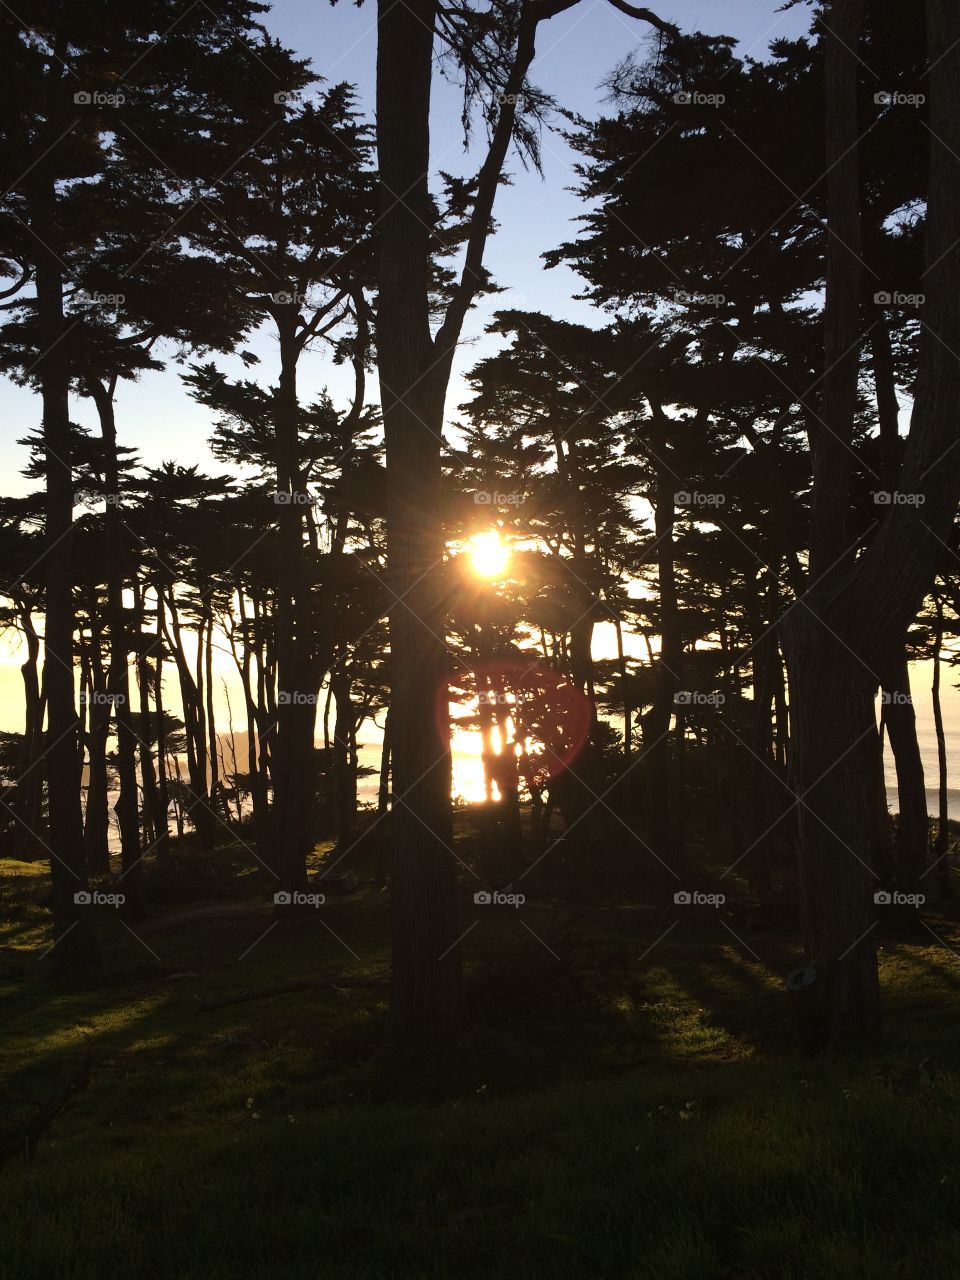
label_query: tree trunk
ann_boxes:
[881,652,933,899]
[782,0,880,1049]
[161,585,214,848]
[81,609,111,876]
[11,604,46,857]
[236,590,270,856]
[132,574,165,858]
[643,441,684,894]
[332,668,357,848]
[784,0,960,1047]
[932,595,951,896]
[88,378,143,913]
[377,0,462,1040]
[271,325,315,892]
[204,604,219,813]
[31,179,96,971]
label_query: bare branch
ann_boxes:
[603,0,679,37]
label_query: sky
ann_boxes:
[0,0,812,494]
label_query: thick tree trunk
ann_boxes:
[783,628,884,1044]
[782,0,878,1048]
[785,0,960,1047]
[377,0,462,1040]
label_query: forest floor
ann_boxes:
[1,822,960,1279]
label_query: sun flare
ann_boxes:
[468,530,511,579]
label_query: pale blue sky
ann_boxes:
[0,0,810,495]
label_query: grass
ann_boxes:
[2,830,960,1279]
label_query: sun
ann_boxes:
[468,530,511,579]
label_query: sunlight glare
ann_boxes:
[469,530,511,579]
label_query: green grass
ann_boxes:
[2,838,960,1279]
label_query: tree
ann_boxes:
[370,0,677,1038]
[781,0,960,1048]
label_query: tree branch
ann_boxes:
[603,0,678,36]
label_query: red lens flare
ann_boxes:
[439,656,592,793]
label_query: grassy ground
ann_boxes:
[2,831,960,1279]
